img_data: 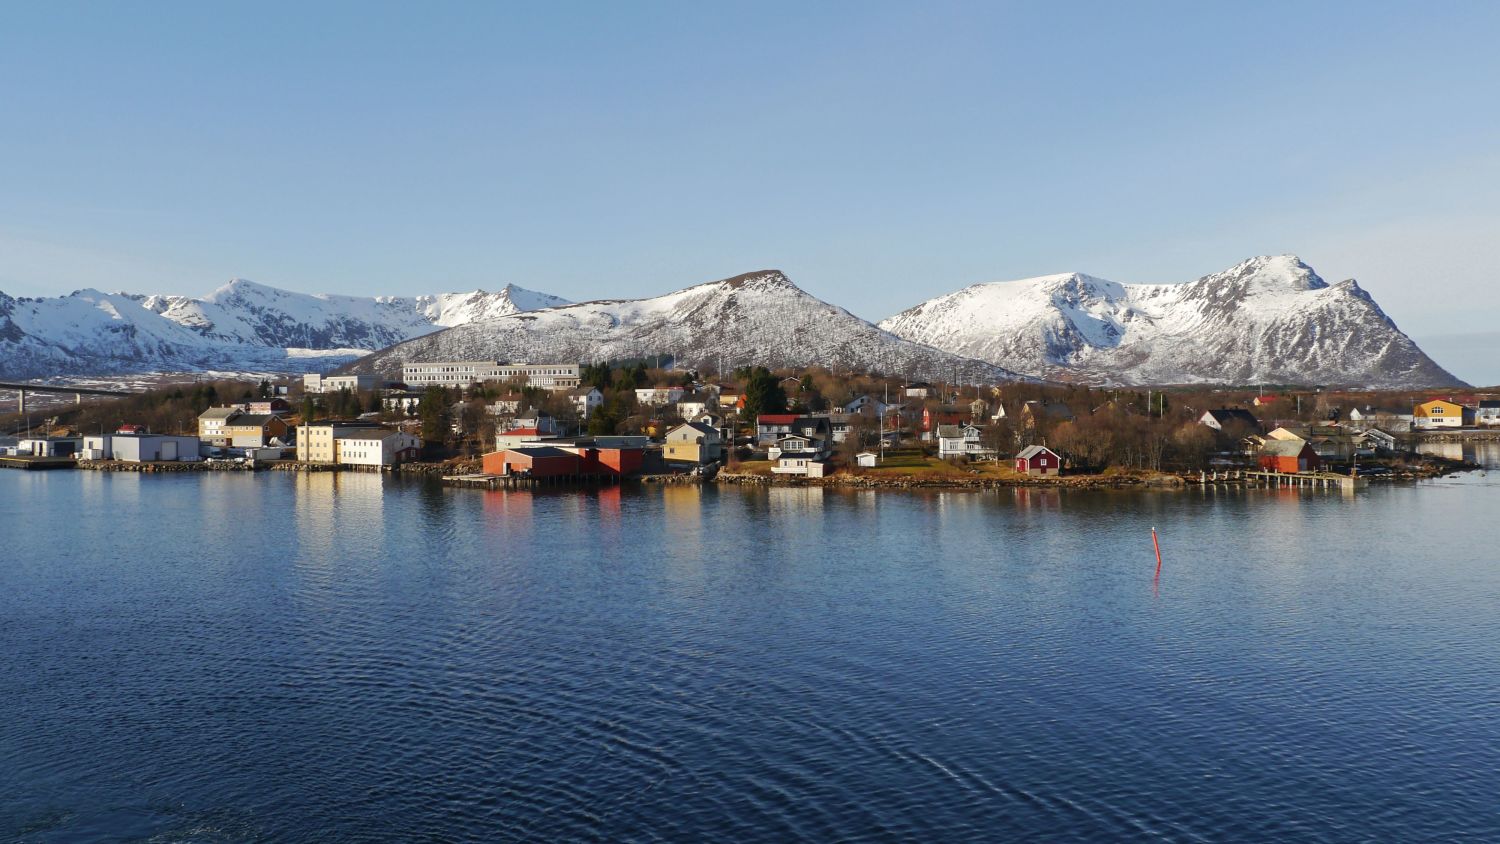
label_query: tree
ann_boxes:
[741,367,786,420]
[300,395,317,422]
[417,386,452,444]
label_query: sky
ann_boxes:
[2,2,1498,382]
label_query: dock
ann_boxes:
[0,456,78,471]
[1246,470,1368,491]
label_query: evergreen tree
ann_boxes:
[418,386,452,443]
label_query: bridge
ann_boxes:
[0,381,134,415]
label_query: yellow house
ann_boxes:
[662,422,722,464]
[1413,399,1467,430]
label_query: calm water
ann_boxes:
[4,463,1500,842]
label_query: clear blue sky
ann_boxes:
[2,2,1498,379]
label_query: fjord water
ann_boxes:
[4,461,1499,842]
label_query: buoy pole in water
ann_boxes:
[1152,527,1163,578]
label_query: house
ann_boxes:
[1251,395,1283,407]
[921,406,969,439]
[1355,428,1397,453]
[968,398,988,420]
[844,394,887,416]
[81,433,200,462]
[780,375,805,393]
[296,423,415,464]
[756,413,801,445]
[662,422,723,465]
[1014,445,1061,476]
[494,427,544,450]
[481,446,580,478]
[1198,408,1261,433]
[568,386,604,419]
[197,406,243,443]
[1266,426,1308,442]
[718,391,745,414]
[1349,405,1414,432]
[1258,439,1321,473]
[513,411,560,436]
[634,386,686,406]
[402,362,581,390]
[383,390,423,414]
[855,451,878,468]
[1476,400,1500,427]
[990,402,1007,422]
[487,393,527,416]
[304,373,378,394]
[1413,399,1469,429]
[220,414,290,448]
[937,423,995,460]
[676,397,713,420]
[904,382,935,399]
[769,431,828,459]
[245,398,292,415]
[332,429,423,467]
[773,453,830,477]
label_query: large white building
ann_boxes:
[304,374,379,394]
[81,433,201,462]
[296,424,422,466]
[401,362,581,391]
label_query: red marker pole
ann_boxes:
[1152,527,1163,578]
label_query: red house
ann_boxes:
[482,446,580,478]
[1258,440,1320,473]
[1014,445,1061,476]
[922,406,967,432]
[573,446,644,478]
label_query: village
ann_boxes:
[1,359,1493,489]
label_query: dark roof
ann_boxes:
[1260,440,1313,457]
[1479,400,1500,409]
[506,446,574,458]
[229,414,280,426]
[1205,408,1259,426]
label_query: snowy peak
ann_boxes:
[0,277,570,380]
[879,256,1461,389]
[347,269,1022,383]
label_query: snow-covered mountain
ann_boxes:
[344,271,1022,383]
[0,280,568,380]
[878,256,1463,388]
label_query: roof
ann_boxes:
[226,414,279,427]
[671,421,718,437]
[1260,439,1312,457]
[499,427,541,437]
[505,446,575,458]
[936,425,964,438]
[1016,445,1057,460]
[566,386,601,397]
[198,407,241,420]
[1204,408,1259,426]
[758,414,800,425]
[337,428,406,441]
[1479,400,1500,409]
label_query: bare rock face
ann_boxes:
[346,270,1023,384]
[878,256,1463,389]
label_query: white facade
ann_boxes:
[401,361,581,390]
[635,387,686,406]
[570,387,604,419]
[305,374,378,394]
[856,451,878,467]
[82,434,201,462]
[336,431,423,466]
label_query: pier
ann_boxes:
[1245,470,1367,491]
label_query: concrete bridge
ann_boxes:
[0,381,133,415]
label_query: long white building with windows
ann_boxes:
[401,361,581,391]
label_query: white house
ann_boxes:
[676,397,713,419]
[568,386,604,419]
[635,386,686,406]
[903,382,935,399]
[1477,400,1500,427]
[334,430,423,466]
[304,373,378,394]
[855,451,878,468]
[937,423,994,459]
[844,394,888,416]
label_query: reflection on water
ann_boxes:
[1416,438,1500,467]
[3,471,1500,841]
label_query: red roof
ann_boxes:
[501,427,540,437]
[757,414,799,425]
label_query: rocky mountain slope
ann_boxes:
[0,280,568,380]
[344,271,1022,383]
[878,256,1463,388]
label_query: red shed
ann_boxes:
[1014,445,1061,476]
[482,446,580,478]
[1258,440,1320,473]
[573,446,645,478]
